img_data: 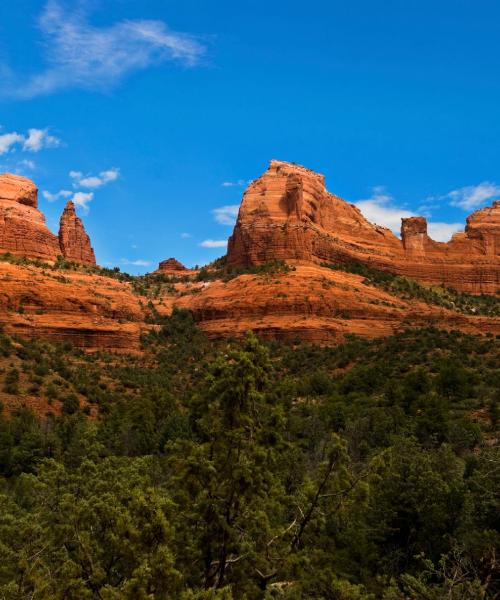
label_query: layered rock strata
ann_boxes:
[156,257,187,274]
[228,161,500,294]
[0,173,96,266]
[59,201,96,266]
[0,174,61,261]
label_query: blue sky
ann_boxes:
[0,0,499,272]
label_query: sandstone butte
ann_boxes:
[0,173,96,265]
[0,164,499,355]
[227,160,500,294]
[155,257,188,274]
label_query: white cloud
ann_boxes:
[212,204,239,226]
[427,222,463,242]
[0,127,62,155]
[71,191,94,212]
[446,182,500,211]
[181,232,192,238]
[200,239,228,248]
[355,187,414,234]
[0,132,24,155]
[18,159,36,170]
[23,128,61,152]
[221,179,248,187]
[121,258,151,267]
[2,0,206,98]
[355,186,463,242]
[70,167,120,189]
[42,189,72,202]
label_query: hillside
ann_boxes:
[0,320,498,597]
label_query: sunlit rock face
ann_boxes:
[228,160,500,294]
[58,201,96,266]
[0,173,61,261]
[0,174,96,266]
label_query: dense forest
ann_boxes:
[0,312,498,599]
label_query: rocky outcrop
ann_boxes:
[177,263,500,342]
[228,160,500,294]
[0,173,96,266]
[58,201,96,266]
[0,173,61,261]
[156,257,187,274]
[0,261,174,351]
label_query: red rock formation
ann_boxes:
[0,261,175,351]
[177,263,500,342]
[228,160,500,294]
[156,257,187,274]
[58,201,96,266]
[0,173,61,261]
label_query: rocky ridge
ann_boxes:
[0,164,499,351]
[228,160,500,294]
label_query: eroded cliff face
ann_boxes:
[0,174,61,262]
[59,201,96,266]
[228,161,500,294]
[0,173,96,266]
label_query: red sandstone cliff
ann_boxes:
[0,173,96,266]
[227,160,500,294]
[0,173,61,262]
[59,201,96,266]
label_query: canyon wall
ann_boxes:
[227,161,500,294]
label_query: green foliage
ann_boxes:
[196,259,295,282]
[3,367,20,395]
[321,261,500,316]
[0,326,498,598]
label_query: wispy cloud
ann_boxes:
[355,187,414,234]
[121,258,151,267]
[0,127,61,155]
[17,159,36,170]
[200,239,228,248]
[427,222,462,242]
[212,204,239,226]
[71,191,94,212]
[0,132,24,155]
[446,182,500,211]
[23,128,61,152]
[42,165,119,213]
[2,0,206,99]
[355,186,462,242]
[221,179,249,187]
[42,189,72,202]
[180,232,192,238]
[70,167,119,189]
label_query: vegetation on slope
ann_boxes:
[0,316,498,599]
[322,261,500,316]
